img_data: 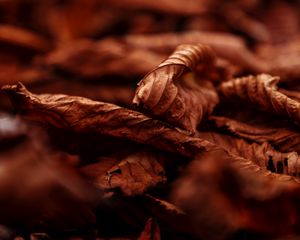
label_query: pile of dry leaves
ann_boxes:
[1,0,300,239]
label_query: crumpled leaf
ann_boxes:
[2,83,215,157]
[138,218,161,240]
[133,44,218,133]
[172,149,300,239]
[197,131,300,176]
[219,73,300,123]
[211,115,300,154]
[83,150,166,196]
[279,88,300,103]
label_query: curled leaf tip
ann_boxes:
[133,43,218,134]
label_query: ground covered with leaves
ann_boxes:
[2,0,300,239]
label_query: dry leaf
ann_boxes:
[85,150,166,196]
[133,44,218,133]
[198,131,300,176]
[219,73,300,123]
[211,115,300,154]
[2,83,215,157]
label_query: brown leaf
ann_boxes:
[211,115,300,154]
[2,83,215,157]
[138,218,161,240]
[85,150,166,196]
[279,88,300,103]
[219,74,300,123]
[28,80,135,107]
[133,44,218,133]
[198,131,300,176]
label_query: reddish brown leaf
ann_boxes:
[133,44,218,133]
[198,131,300,177]
[2,83,215,157]
[211,115,300,154]
[219,74,300,123]
[84,150,166,196]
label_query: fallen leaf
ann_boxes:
[2,83,215,157]
[211,115,300,154]
[85,150,166,196]
[219,74,300,123]
[198,130,300,176]
[133,44,218,133]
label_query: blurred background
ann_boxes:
[0,0,300,110]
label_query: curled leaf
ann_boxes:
[133,44,218,133]
[211,115,300,154]
[198,131,300,176]
[219,74,300,123]
[2,83,215,157]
